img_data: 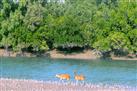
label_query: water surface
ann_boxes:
[0,57,137,87]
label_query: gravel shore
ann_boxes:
[0,78,136,91]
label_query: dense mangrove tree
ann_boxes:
[0,0,137,56]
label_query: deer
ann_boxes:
[74,70,85,84]
[55,74,70,81]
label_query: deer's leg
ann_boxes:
[76,80,79,85]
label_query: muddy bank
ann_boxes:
[0,78,136,91]
[0,49,98,60]
[49,49,98,60]
[0,49,48,57]
[0,49,137,60]
[111,56,137,61]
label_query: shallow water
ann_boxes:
[0,57,137,87]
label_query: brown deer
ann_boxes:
[55,74,70,81]
[74,70,85,83]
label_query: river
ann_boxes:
[0,57,137,87]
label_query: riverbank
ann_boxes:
[0,49,99,60]
[49,49,98,60]
[0,49,36,57]
[0,78,136,91]
[0,49,137,60]
[111,56,137,61]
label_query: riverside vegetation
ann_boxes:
[0,0,137,58]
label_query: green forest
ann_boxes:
[0,0,137,56]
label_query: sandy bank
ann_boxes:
[0,49,137,60]
[0,49,98,60]
[0,49,36,57]
[49,49,98,60]
[111,56,137,61]
[0,78,136,91]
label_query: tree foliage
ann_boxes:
[0,0,137,55]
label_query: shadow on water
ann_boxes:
[0,57,137,87]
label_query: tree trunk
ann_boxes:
[4,45,10,56]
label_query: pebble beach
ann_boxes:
[0,78,136,91]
